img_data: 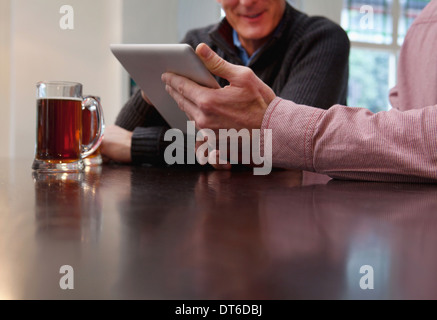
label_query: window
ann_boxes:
[341,0,430,112]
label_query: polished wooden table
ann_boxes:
[1,158,437,300]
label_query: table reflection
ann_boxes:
[33,167,102,243]
[108,171,437,299]
[259,181,437,299]
[3,159,436,299]
[188,170,304,299]
[111,166,201,299]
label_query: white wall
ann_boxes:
[0,0,11,158]
[300,0,343,24]
[122,0,180,44]
[122,0,221,43]
[6,0,124,159]
[177,0,222,41]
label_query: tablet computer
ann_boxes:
[110,44,219,132]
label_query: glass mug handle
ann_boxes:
[81,96,105,159]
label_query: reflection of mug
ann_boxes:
[32,170,102,243]
[82,95,103,166]
[32,81,104,172]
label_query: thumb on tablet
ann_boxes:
[196,43,240,82]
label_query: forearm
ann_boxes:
[263,98,437,183]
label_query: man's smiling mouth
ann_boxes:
[240,10,266,20]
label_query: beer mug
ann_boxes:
[32,81,104,172]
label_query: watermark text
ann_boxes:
[164,121,272,176]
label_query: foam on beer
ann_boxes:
[37,97,82,101]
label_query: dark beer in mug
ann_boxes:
[36,98,83,162]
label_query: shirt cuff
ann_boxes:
[131,126,170,165]
[261,97,325,171]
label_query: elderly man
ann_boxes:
[102,0,350,165]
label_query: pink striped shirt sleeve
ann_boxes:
[262,97,437,183]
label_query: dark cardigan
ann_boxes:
[115,3,350,165]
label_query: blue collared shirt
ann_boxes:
[232,29,263,66]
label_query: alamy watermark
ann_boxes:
[359,265,374,290]
[59,265,74,290]
[164,121,272,176]
[360,5,374,30]
[59,5,74,30]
